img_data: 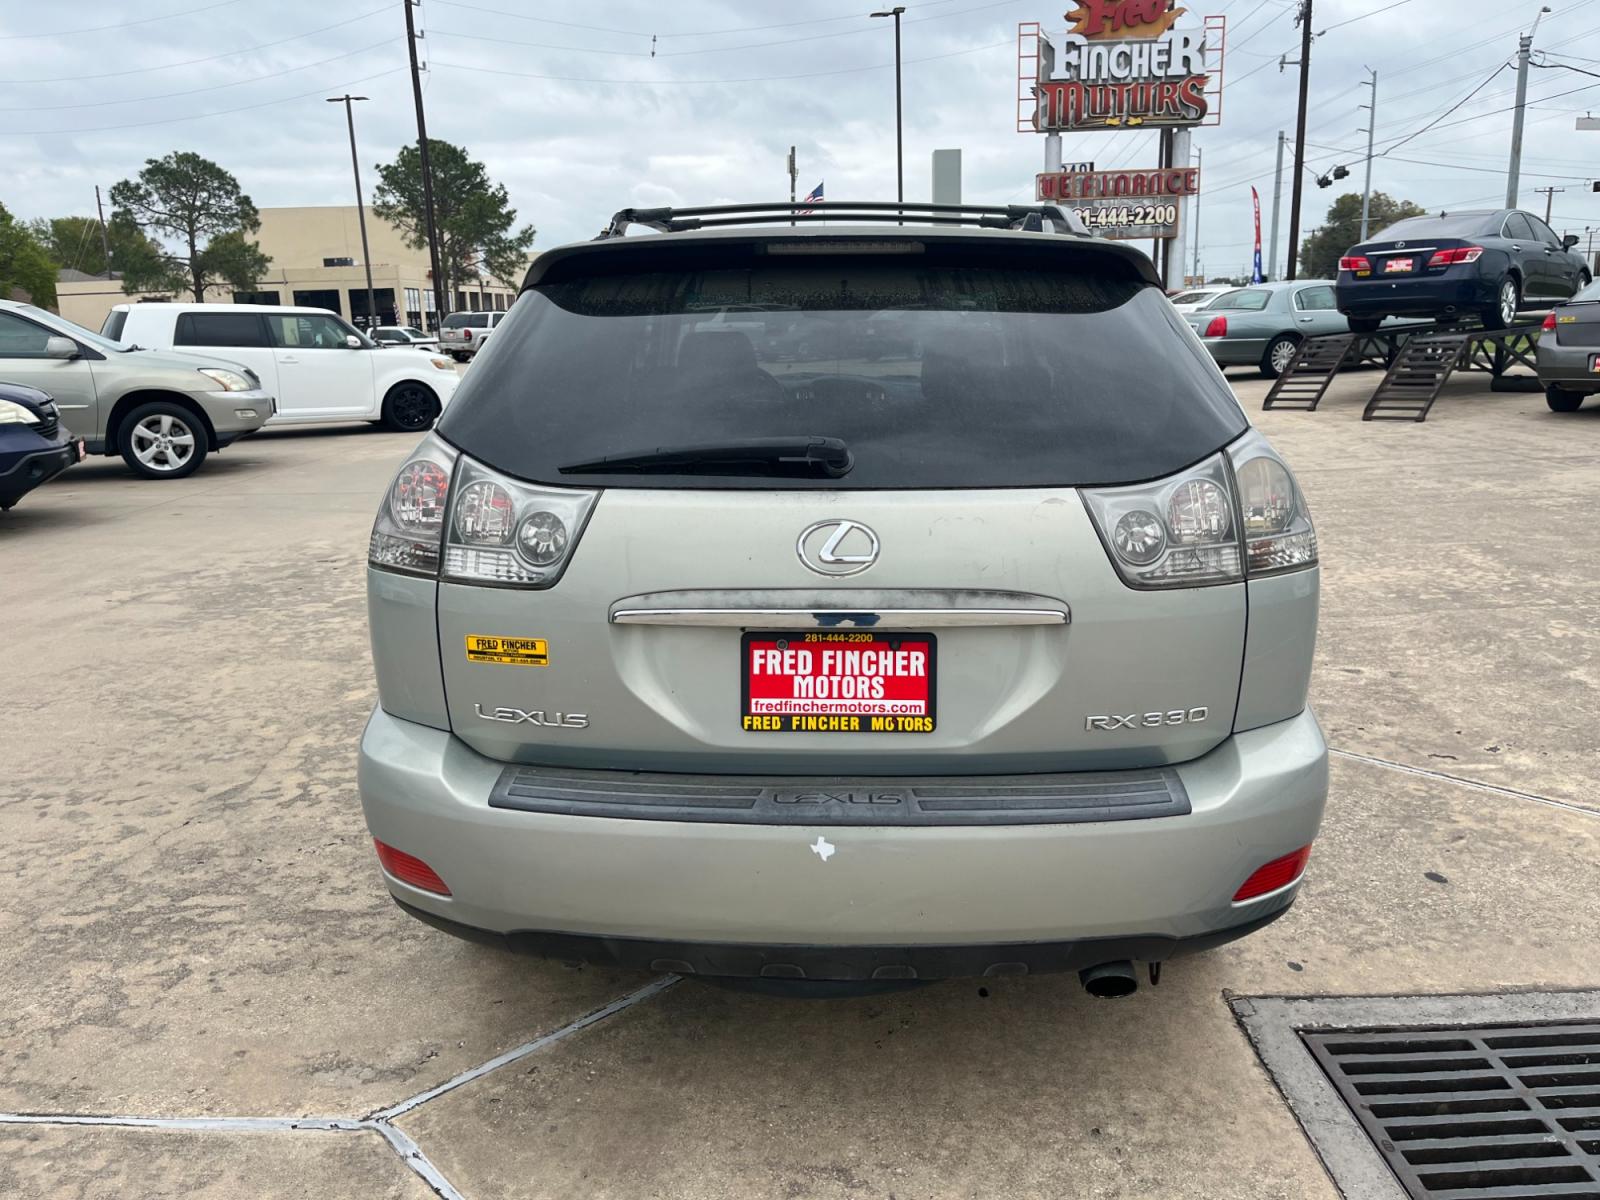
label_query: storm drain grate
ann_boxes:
[1303,1023,1600,1198]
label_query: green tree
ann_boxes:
[1300,191,1427,279]
[372,139,535,303]
[108,151,269,300]
[0,203,58,308]
[30,213,166,281]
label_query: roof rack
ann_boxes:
[598,201,1090,240]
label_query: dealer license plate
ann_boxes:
[1384,257,1413,273]
[741,631,936,734]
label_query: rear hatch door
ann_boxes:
[432,234,1252,775]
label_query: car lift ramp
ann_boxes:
[1362,330,1474,421]
[1261,334,1357,411]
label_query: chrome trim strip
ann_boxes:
[611,607,1068,628]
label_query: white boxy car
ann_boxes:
[104,304,461,432]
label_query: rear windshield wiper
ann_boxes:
[559,436,853,478]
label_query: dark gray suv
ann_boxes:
[358,202,1327,996]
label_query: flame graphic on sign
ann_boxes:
[1065,0,1187,40]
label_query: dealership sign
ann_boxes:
[1035,166,1199,239]
[1026,0,1224,132]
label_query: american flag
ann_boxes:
[797,181,824,215]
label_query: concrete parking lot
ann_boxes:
[2,369,1597,1199]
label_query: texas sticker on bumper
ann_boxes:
[741,631,935,733]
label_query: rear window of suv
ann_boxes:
[438,244,1246,489]
[444,313,489,329]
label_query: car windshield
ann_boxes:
[1170,291,1215,305]
[1203,290,1271,312]
[437,246,1248,490]
[1374,214,1497,240]
[23,305,134,353]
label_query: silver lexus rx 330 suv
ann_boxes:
[359,201,1327,998]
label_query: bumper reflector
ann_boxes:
[1233,844,1312,902]
[374,838,451,896]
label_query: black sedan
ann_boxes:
[1335,209,1590,332]
[0,381,81,511]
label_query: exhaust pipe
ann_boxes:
[1079,961,1139,999]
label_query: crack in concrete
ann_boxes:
[1330,746,1597,818]
[0,976,678,1200]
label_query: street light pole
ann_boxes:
[1507,6,1551,208]
[327,94,378,332]
[871,7,906,207]
[403,0,449,328]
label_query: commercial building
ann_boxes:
[55,206,521,333]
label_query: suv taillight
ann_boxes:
[1203,314,1228,337]
[368,437,457,577]
[1426,246,1484,267]
[1338,254,1370,272]
[1082,431,1316,589]
[440,456,597,588]
[368,434,598,588]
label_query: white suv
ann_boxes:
[105,304,460,432]
[440,311,506,361]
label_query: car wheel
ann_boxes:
[1260,334,1300,379]
[381,382,440,432]
[1482,276,1519,330]
[1545,384,1584,413]
[119,402,208,480]
[1347,317,1382,334]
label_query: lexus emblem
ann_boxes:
[1395,240,1406,248]
[796,519,880,576]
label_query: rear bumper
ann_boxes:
[1337,272,1496,318]
[358,706,1328,977]
[1537,341,1600,391]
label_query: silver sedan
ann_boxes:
[1185,281,1349,379]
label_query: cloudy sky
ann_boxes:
[3,0,1598,277]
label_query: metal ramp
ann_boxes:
[1261,334,1355,411]
[1362,330,1473,422]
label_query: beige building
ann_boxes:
[55,205,521,334]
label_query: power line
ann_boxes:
[0,0,247,39]
[1,7,391,84]
[429,0,974,38]
[0,38,399,112]
[429,0,1027,59]
[1,67,406,136]
[1315,0,1418,36]
[428,36,1016,87]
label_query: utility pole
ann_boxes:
[1191,146,1202,284]
[327,94,378,331]
[404,0,449,328]
[1358,67,1378,240]
[871,7,906,207]
[1268,130,1285,280]
[1533,185,1564,223]
[1507,6,1551,208]
[1284,0,1313,280]
[787,146,797,225]
[93,185,113,279]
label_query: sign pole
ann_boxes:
[1268,130,1285,280]
[1166,127,1192,289]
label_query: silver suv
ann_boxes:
[359,202,1327,997]
[0,299,272,479]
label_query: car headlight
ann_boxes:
[0,399,37,425]
[197,367,252,393]
[430,356,455,371]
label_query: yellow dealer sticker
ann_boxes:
[466,635,549,666]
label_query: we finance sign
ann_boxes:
[1029,0,1224,132]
